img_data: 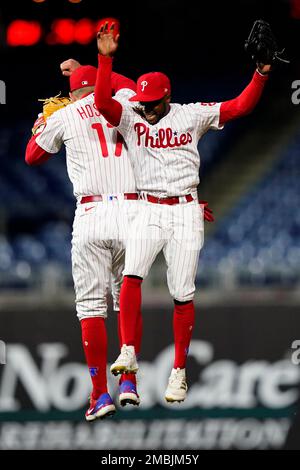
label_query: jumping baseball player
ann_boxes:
[94,21,277,403]
[25,28,143,420]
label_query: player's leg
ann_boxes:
[111,203,165,375]
[72,217,115,421]
[116,198,143,358]
[111,241,141,406]
[163,203,204,402]
[117,308,142,407]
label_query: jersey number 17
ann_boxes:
[92,123,123,158]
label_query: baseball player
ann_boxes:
[25,29,143,420]
[94,23,273,403]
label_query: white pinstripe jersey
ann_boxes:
[36,89,136,199]
[117,102,223,197]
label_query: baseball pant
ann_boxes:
[72,199,138,320]
[123,200,204,301]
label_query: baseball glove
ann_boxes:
[32,94,71,135]
[38,93,71,120]
[244,19,289,66]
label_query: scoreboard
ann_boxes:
[6,18,103,46]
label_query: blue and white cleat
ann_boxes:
[85,393,116,421]
[119,380,140,407]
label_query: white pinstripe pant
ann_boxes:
[71,199,138,320]
[124,200,204,302]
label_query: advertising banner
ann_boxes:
[0,304,299,450]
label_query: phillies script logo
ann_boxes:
[134,123,192,148]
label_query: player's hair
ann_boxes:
[71,86,95,99]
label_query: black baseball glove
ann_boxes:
[244,19,289,66]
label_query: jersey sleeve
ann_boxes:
[114,87,136,104]
[25,134,52,166]
[35,112,64,154]
[116,104,136,140]
[187,102,223,137]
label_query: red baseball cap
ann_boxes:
[70,65,97,92]
[129,72,171,102]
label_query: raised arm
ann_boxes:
[219,18,283,126]
[60,57,135,96]
[219,68,269,126]
[94,26,124,127]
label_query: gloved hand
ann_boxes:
[32,94,71,135]
[38,94,71,120]
[244,19,289,72]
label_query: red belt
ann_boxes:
[80,193,193,205]
[145,194,193,205]
[80,193,139,204]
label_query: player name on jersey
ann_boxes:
[77,102,101,120]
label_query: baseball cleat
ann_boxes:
[164,368,188,403]
[85,393,116,421]
[119,380,140,407]
[110,345,138,376]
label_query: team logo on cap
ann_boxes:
[82,80,88,85]
[141,80,148,92]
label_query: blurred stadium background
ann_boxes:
[0,0,300,450]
